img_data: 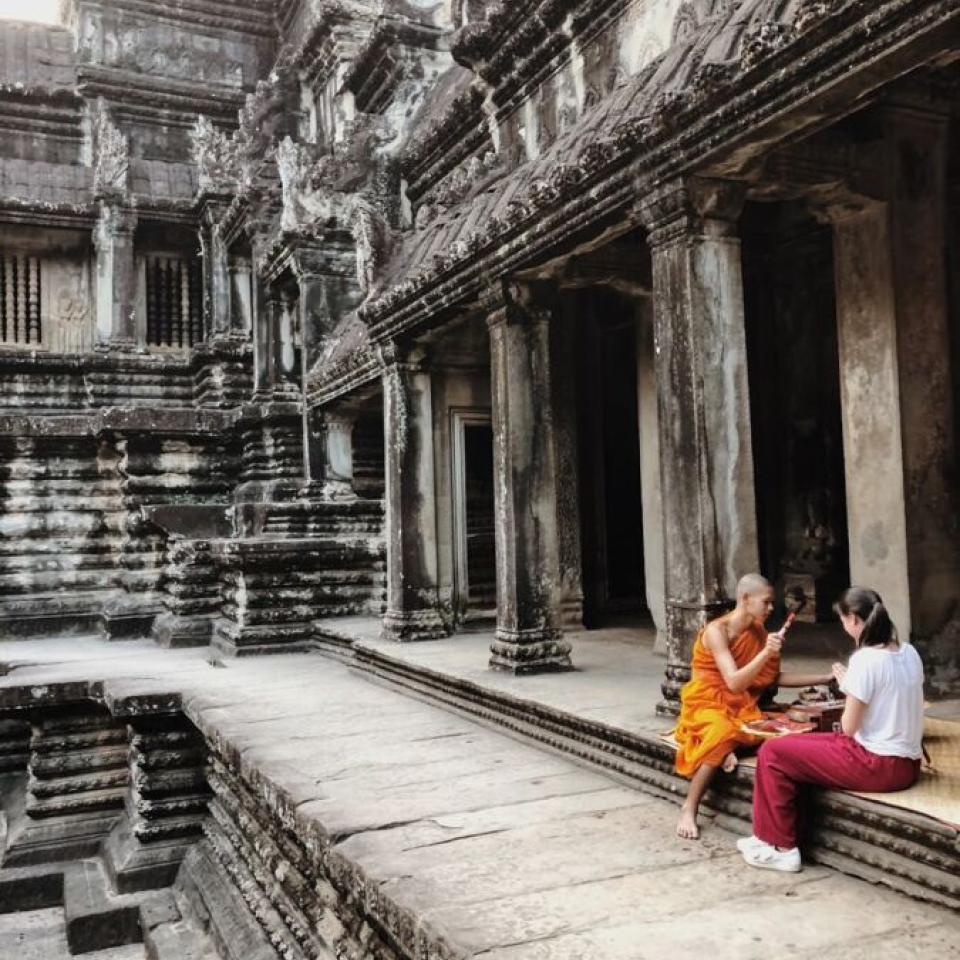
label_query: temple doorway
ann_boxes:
[575,288,648,628]
[742,201,851,622]
[452,411,496,623]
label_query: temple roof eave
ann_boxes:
[356,0,959,346]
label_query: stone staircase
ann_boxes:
[0,858,217,960]
[309,631,960,913]
[0,434,123,637]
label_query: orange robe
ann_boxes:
[674,613,781,777]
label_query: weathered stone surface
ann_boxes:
[639,177,758,712]
[1,0,959,950]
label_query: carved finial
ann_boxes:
[276,136,306,232]
[190,115,240,194]
[92,98,129,199]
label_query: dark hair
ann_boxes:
[834,587,897,647]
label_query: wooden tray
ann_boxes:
[741,717,817,739]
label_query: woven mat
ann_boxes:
[661,719,960,830]
[848,718,960,829]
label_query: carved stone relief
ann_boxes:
[91,98,129,198]
[45,260,94,355]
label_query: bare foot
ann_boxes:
[676,806,700,840]
[722,752,738,774]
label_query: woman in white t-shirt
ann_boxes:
[738,586,924,873]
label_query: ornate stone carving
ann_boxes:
[741,20,793,71]
[92,98,129,198]
[235,77,295,188]
[190,116,240,194]
[352,192,390,295]
[431,150,500,209]
[49,262,92,354]
[795,0,845,35]
[691,60,738,97]
[672,0,736,46]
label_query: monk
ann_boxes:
[674,574,832,839]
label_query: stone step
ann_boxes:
[0,862,66,914]
[143,915,219,960]
[177,843,283,960]
[345,639,960,913]
[63,859,146,954]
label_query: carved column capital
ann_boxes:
[486,278,556,329]
[807,191,885,226]
[93,202,137,245]
[637,176,747,249]
[375,339,428,373]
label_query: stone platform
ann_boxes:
[0,635,959,959]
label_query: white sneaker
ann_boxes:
[742,841,802,873]
[736,835,766,854]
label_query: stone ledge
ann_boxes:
[340,637,960,912]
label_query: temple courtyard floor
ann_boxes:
[1,629,959,958]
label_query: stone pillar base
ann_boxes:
[489,629,573,675]
[657,597,733,715]
[151,613,214,649]
[381,608,448,643]
[95,337,137,354]
[559,595,584,630]
[99,594,164,641]
[656,661,692,717]
[211,619,313,658]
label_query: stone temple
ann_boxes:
[0,0,959,957]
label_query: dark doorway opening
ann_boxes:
[463,422,496,613]
[576,288,646,627]
[742,201,850,622]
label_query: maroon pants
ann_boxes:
[753,732,920,849]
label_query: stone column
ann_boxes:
[276,294,300,392]
[381,345,446,641]
[824,98,959,644]
[253,290,282,399]
[829,202,912,633]
[487,285,571,673]
[322,413,356,499]
[228,256,254,335]
[93,203,137,352]
[885,101,958,641]
[639,178,759,713]
[293,242,363,490]
[552,298,585,629]
[304,406,357,499]
[635,295,667,654]
[199,200,231,341]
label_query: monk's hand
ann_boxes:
[764,633,783,657]
[832,662,847,685]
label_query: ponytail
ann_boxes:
[834,587,897,647]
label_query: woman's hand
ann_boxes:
[832,662,847,686]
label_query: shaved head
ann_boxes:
[737,573,772,599]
